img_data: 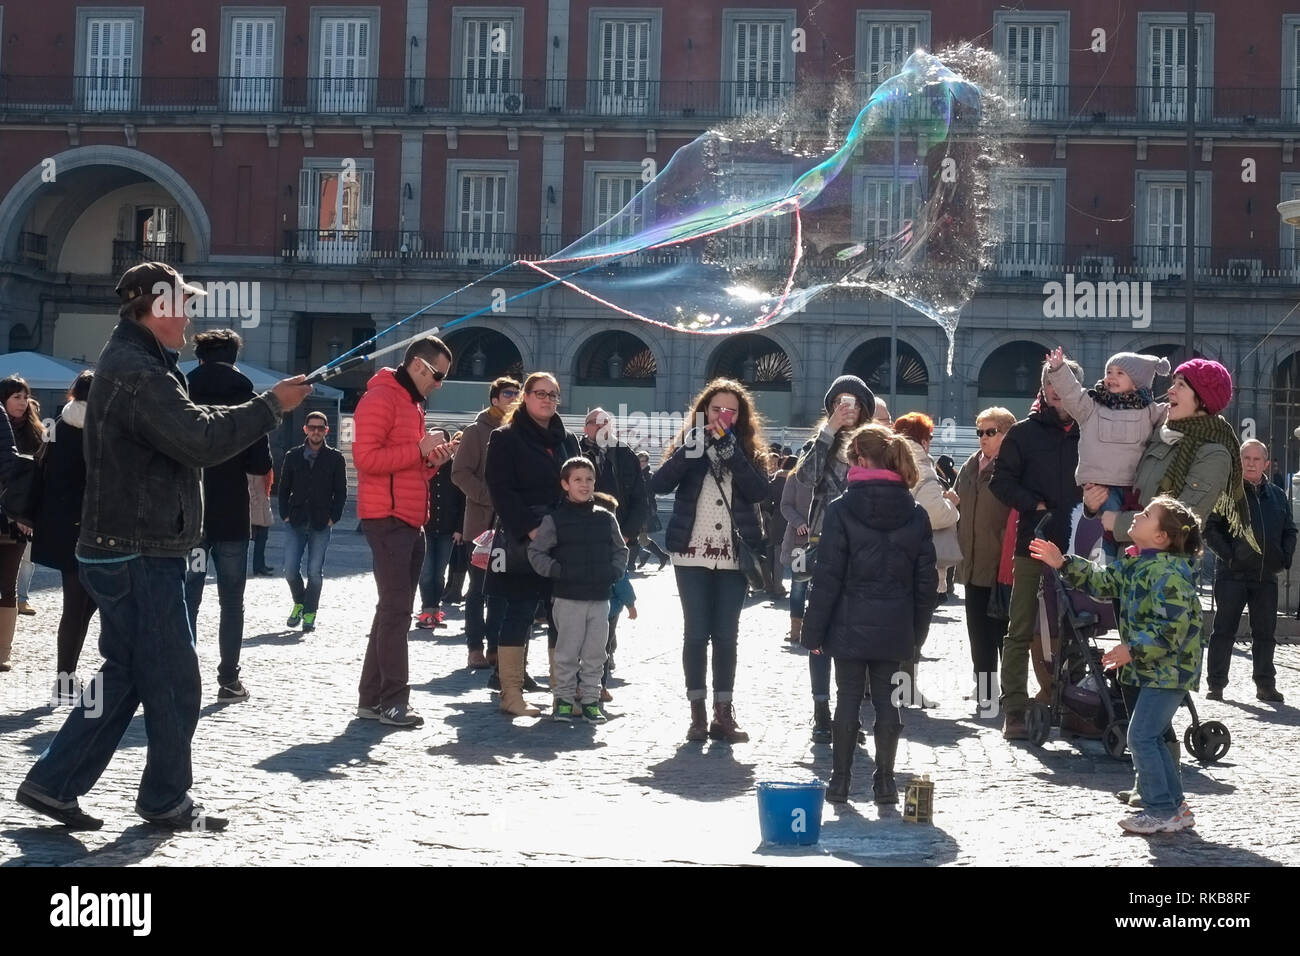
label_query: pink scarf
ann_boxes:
[848,466,903,483]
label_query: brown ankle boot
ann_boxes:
[0,605,17,670]
[709,702,750,743]
[498,647,541,717]
[687,699,708,741]
[788,618,802,643]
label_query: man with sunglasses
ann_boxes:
[352,335,454,729]
[451,376,521,670]
[279,411,348,634]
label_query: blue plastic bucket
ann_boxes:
[756,780,826,846]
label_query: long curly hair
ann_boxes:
[666,378,766,462]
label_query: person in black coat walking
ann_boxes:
[484,372,580,717]
[0,375,45,671]
[1204,439,1297,702]
[416,428,466,629]
[31,371,96,699]
[630,451,670,571]
[182,329,273,702]
[801,424,938,805]
[651,378,769,743]
[279,410,348,632]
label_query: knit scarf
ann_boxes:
[1086,382,1154,410]
[1157,414,1259,553]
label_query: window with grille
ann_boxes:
[456,172,510,259]
[865,22,917,88]
[1005,23,1057,120]
[462,18,514,113]
[319,18,369,113]
[593,173,645,237]
[1146,25,1203,122]
[297,165,374,264]
[230,18,276,111]
[999,181,1054,274]
[861,178,919,244]
[731,20,785,114]
[598,20,651,115]
[85,18,135,110]
[1144,183,1192,277]
[729,174,787,262]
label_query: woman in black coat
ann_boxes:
[0,375,45,672]
[801,424,938,806]
[651,378,769,743]
[32,372,96,698]
[484,372,579,717]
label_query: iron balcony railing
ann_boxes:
[112,239,185,276]
[7,76,1297,128]
[278,231,1300,288]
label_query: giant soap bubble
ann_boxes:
[311,47,1020,382]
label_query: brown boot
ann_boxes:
[497,647,541,717]
[1002,711,1028,740]
[788,618,802,643]
[0,605,17,671]
[687,699,708,741]
[709,701,750,743]
[467,649,490,669]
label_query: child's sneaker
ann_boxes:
[287,603,304,627]
[582,702,607,724]
[553,699,575,723]
[415,610,437,629]
[1119,811,1180,834]
[302,612,316,633]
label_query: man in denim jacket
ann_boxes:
[16,262,311,832]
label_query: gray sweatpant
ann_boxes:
[552,597,609,704]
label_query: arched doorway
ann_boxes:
[843,338,929,409]
[978,340,1050,419]
[1268,353,1300,480]
[707,332,794,424]
[571,329,657,419]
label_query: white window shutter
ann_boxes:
[359,170,374,233]
[298,169,313,231]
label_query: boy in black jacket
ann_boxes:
[279,410,348,633]
[528,460,628,724]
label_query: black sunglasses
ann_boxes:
[976,427,1000,438]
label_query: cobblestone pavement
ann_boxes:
[1,521,1297,867]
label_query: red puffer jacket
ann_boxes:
[353,367,431,528]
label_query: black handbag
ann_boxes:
[715,475,766,591]
[1,451,42,529]
[986,582,1012,621]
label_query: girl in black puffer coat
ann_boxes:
[801,424,938,806]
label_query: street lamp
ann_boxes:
[470,345,487,378]
[1015,362,1029,393]
[742,353,757,384]
[607,350,623,380]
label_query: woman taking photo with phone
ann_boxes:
[652,378,769,743]
[791,375,874,740]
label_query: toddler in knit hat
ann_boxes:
[1044,347,1171,559]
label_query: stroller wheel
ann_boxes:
[1185,720,1231,764]
[1024,702,1051,746]
[1103,719,1129,760]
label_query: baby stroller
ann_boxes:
[1024,508,1232,765]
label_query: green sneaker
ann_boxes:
[302,611,316,633]
[287,603,304,627]
[553,699,575,723]
[582,702,607,724]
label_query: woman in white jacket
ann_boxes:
[893,412,959,708]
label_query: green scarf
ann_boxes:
[1158,414,1260,553]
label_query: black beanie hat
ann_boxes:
[824,375,876,418]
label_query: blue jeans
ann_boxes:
[25,557,200,818]
[675,565,747,701]
[184,538,249,685]
[1101,485,1126,561]
[789,573,809,619]
[284,524,332,614]
[419,532,457,611]
[1127,686,1187,819]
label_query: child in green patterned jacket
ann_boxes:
[1029,495,1204,835]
